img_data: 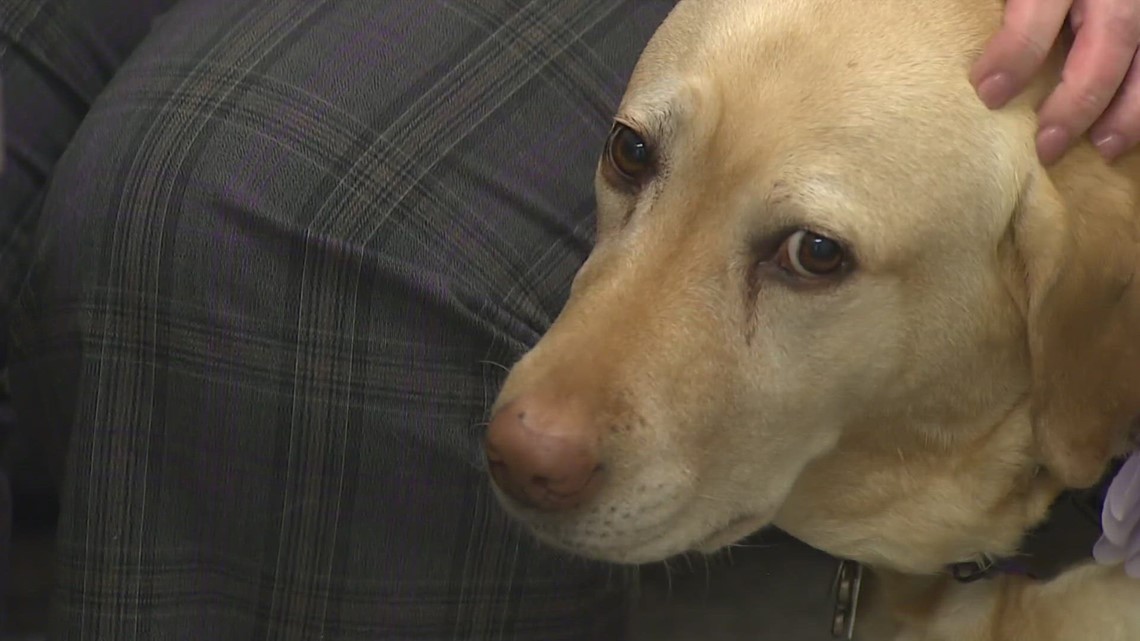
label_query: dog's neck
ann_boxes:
[774,397,1064,574]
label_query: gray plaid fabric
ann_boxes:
[1,0,179,629]
[0,0,179,330]
[5,0,675,638]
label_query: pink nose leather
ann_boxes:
[485,399,605,512]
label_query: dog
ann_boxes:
[484,0,1140,638]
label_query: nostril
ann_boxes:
[532,464,603,480]
[530,463,605,494]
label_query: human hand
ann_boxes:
[970,0,1140,165]
[1093,451,1140,578]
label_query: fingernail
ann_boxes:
[976,73,1014,109]
[1036,126,1070,165]
[1092,130,1126,160]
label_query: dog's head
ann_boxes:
[485,0,1140,572]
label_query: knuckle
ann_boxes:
[1061,68,1118,112]
[1010,28,1053,62]
[1046,84,1111,130]
[1062,75,1129,119]
[1076,85,1113,110]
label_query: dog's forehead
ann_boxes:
[635,0,1000,70]
[616,0,1020,247]
[625,0,998,142]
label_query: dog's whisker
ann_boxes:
[478,359,512,374]
[694,493,735,504]
[727,541,777,551]
[701,553,712,596]
[661,558,675,598]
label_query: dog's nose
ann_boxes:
[485,398,604,512]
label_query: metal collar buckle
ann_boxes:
[948,554,998,583]
[831,560,864,639]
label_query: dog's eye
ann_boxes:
[777,230,845,277]
[606,123,653,182]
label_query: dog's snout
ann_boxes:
[485,398,605,512]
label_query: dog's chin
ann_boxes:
[522,511,774,565]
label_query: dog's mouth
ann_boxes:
[485,442,791,564]
[511,501,775,565]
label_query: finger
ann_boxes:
[1101,497,1140,545]
[970,0,1073,109]
[1093,535,1127,564]
[1036,9,1140,163]
[1090,48,1140,160]
[1107,453,1140,522]
[1127,525,1140,577]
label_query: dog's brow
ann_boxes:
[762,178,858,243]
[618,88,682,141]
[766,181,796,207]
[617,108,672,144]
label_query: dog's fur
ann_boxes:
[489,0,1140,638]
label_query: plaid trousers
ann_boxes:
[4,0,675,638]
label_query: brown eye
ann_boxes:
[606,123,653,181]
[777,230,845,277]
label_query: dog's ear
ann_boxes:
[1013,158,1140,488]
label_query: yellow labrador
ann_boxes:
[484,0,1140,638]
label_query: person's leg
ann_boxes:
[1,0,178,318]
[8,0,674,638]
[1,1,179,630]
